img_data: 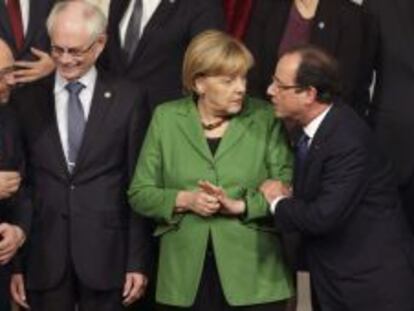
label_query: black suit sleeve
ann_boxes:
[274,136,371,236]
[0,106,32,236]
[125,88,153,274]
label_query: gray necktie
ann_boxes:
[123,0,143,62]
[66,81,85,173]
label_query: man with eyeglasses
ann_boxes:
[259,45,414,311]
[9,2,152,310]
[0,38,27,311]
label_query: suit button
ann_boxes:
[70,185,75,190]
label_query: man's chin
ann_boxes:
[58,69,81,81]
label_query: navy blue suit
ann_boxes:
[274,103,414,311]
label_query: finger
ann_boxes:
[0,191,13,199]
[0,246,14,262]
[203,203,220,215]
[0,171,20,179]
[198,205,214,217]
[7,177,20,187]
[14,74,39,84]
[198,182,214,195]
[201,193,219,203]
[11,277,29,309]
[8,184,19,193]
[5,175,21,183]
[30,47,48,57]
[198,180,221,195]
[122,278,142,305]
[205,201,220,211]
[0,238,11,251]
[3,177,20,188]
[122,275,132,298]
[0,185,15,196]
[13,69,37,78]
[0,256,12,265]
[14,61,35,69]
[204,181,221,194]
[0,240,13,254]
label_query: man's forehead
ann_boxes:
[277,54,300,78]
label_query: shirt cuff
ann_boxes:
[270,196,287,214]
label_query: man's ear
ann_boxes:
[94,34,107,58]
[302,86,317,104]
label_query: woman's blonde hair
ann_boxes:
[182,30,254,94]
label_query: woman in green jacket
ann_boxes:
[128,30,293,311]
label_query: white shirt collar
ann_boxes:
[54,66,97,95]
[303,104,332,143]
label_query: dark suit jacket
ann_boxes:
[0,105,26,309]
[244,0,372,116]
[99,0,225,111]
[11,72,152,291]
[362,0,414,186]
[274,103,414,310]
[0,0,54,60]
[0,105,27,230]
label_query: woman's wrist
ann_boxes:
[175,191,193,213]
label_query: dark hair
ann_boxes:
[283,45,342,103]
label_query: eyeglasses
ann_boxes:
[51,40,97,58]
[271,76,304,91]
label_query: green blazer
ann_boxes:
[128,96,294,307]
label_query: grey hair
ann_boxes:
[46,1,107,41]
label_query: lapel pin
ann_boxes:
[318,22,325,29]
[104,91,112,99]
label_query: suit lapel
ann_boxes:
[294,105,340,195]
[304,104,340,174]
[40,78,71,178]
[21,0,40,53]
[72,73,114,175]
[111,0,131,69]
[129,0,177,65]
[0,2,16,52]
[176,98,214,163]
